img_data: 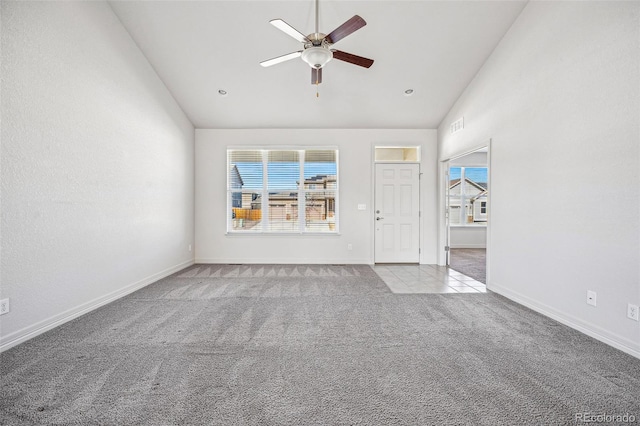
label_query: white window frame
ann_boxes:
[227,147,339,234]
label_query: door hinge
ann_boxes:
[445,246,450,252]
[419,211,421,217]
[419,248,421,254]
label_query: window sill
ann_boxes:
[225,232,341,236]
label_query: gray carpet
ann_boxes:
[2,264,639,425]
[450,248,486,283]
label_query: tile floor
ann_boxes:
[373,264,487,294]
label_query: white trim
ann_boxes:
[438,161,449,266]
[227,147,339,234]
[371,141,424,264]
[490,282,640,360]
[444,142,491,163]
[195,258,373,265]
[227,145,339,151]
[438,139,491,270]
[0,259,194,353]
[486,143,492,285]
[225,232,341,237]
[373,162,421,264]
[373,145,422,163]
[372,161,421,164]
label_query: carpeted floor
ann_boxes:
[2,264,639,425]
[450,248,486,283]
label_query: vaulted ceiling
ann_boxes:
[109,0,527,129]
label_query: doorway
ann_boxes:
[444,146,489,283]
[374,163,420,263]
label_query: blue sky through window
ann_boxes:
[450,167,487,184]
[304,163,337,179]
[234,162,337,190]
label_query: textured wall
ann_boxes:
[195,129,438,265]
[438,2,640,356]
[1,2,195,349]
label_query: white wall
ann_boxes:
[450,227,486,249]
[196,129,437,264]
[0,2,195,350]
[450,152,487,167]
[438,2,640,356]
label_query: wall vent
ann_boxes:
[450,117,464,134]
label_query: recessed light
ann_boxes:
[218,89,228,96]
[404,89,414,96]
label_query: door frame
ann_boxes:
[373,162,421,263]
[371,143,423,264]
[438,140,491,284]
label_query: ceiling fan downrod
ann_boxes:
[315,0,319,39]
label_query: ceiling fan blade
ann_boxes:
[311,68,323,85]
[325,15,366,44]
[331,50,374,68]
[270,19,309,43]
[260,51,302,67]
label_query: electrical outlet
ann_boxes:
[628,304,639,321]
[586,290,597,307]
[347,244,353,251]
[0,298,9,315]
[188,244,192,252]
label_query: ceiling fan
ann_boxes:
[259,0,374,87]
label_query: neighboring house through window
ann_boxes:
[230,165,243,209]
[449,167,488,224]
[227,149,338,233]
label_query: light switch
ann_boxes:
[357,204,366,210]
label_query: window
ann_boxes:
[449,167,488,224]
[227,149,338,233]
[374,146,420,162]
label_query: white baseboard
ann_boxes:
[195,258,373,265]
[489,282,640,360]
[0,259,194,353]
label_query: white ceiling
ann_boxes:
[109,0,527,129]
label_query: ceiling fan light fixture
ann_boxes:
[301,47,333,69]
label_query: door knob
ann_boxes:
[376,217,384,221]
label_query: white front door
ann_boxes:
[374,163,420,263]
